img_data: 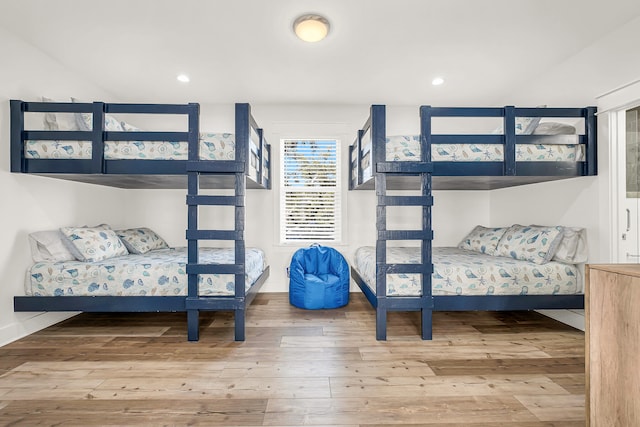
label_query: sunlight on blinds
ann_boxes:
[280,139,341,242]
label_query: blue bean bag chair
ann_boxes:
[289,245,350,309]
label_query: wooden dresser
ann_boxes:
[586,264,640,427]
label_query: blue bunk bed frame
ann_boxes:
[11,100,271,341]
[349,104,596,340]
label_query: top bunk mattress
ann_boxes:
[25,133,245,161]
[374,134,583,163]
[353,246,580,297]
[25,247,267,297]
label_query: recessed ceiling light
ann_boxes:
[293,14,330,43]
[432,77,444,86]
[177,74,190,83]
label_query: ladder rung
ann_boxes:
[187,161,244,173]
[187,263,244,275]
[186,230,242,240]
[379,195,433,206]
[185,297,241,310]
[378,230,433,241]
[377,162,432,173]
[382,263,434,274]
[186,195,243,206]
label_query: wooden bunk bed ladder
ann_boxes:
[185,104,251,341]
[372,105,435,340]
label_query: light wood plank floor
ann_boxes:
[0,292,585,426]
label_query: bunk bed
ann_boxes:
[348,104,597,340]
[11,99,272,341]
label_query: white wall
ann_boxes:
[0,28,127,345]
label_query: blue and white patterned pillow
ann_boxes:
[60,225,128,262]
[458,225,508,255]
[494,224,564,265]
[116,227,169,254]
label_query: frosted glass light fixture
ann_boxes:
[432,77,444,86]
[177,74,190,83]
[293,14,330,42]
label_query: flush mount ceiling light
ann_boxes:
[432,77,444,86]
[293,14,330,43]
[177,74,190,83]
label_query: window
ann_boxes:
[280,139,341,243]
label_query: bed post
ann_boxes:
[186,103,201,342]
[10,100,24,173]
[234,103,249,341]
[585,106,597,176]
[91,102,105,174]
[504,106,516,176]
[371,105,389,340]
[419,106,435,340]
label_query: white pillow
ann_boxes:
[71,97,124,132]
[28,230,77,263]
[552,227,588,264]
[490,106,546,135]
[533,122,577,135]
[42,96,80,131]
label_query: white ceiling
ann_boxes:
[2,0,640,106]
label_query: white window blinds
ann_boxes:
[280,139,341,243]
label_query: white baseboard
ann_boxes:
[536,309,585,331]
[0,312,78,347]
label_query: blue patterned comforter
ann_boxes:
[25,247,266,297]
[354,246,580,297]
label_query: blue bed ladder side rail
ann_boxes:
[371,105,434,340]
[185,103,250,341]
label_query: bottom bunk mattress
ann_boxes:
[353,246,580,297]
[25,247,266,297]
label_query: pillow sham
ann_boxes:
[28,230,77,263]
[551,227,588,264]
[60,225,128,262]
[494,224,564,265]
[458,225,508,256]
[42,96,80,131]
[120,120,141,132]
[116,227,169,254]
[533,122,577,135]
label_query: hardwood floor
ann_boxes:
[0,293,585,426]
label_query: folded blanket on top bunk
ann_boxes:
[354,224,587,297]
[25,247,267,297]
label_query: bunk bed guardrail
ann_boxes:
[10,100,271,189]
